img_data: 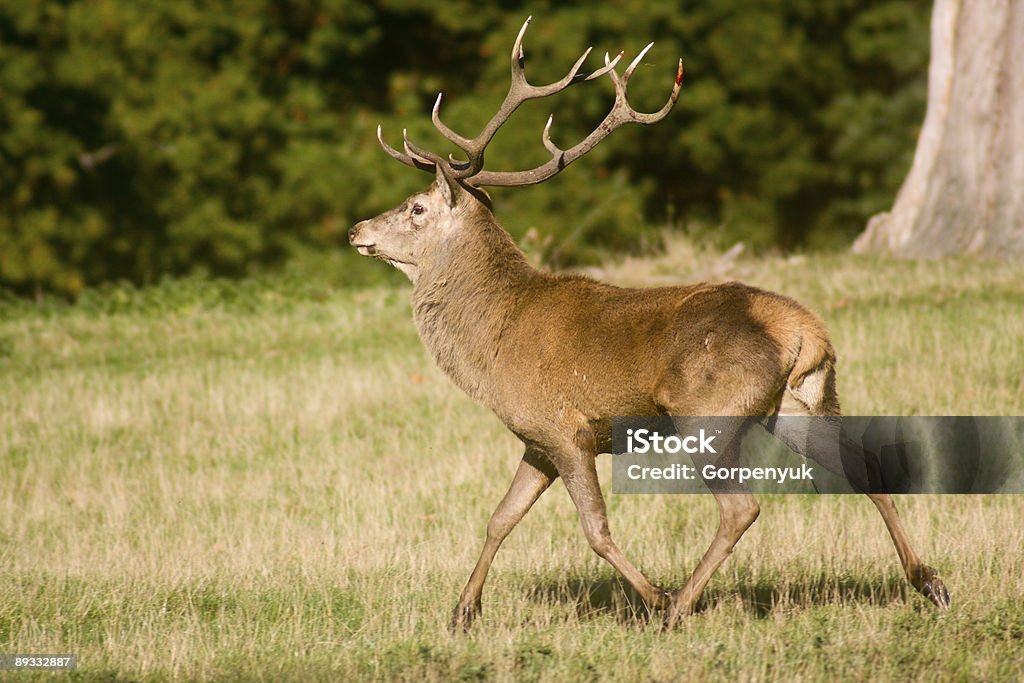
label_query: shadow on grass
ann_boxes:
[713,572,910,618]
[527,571,910,623]
[526,575,655,626]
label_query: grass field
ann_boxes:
[2,243,1023,681]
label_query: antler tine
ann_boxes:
[377,125,435,172]
[584,51,623,82]
[431,93,474,152]
[401,128,450,168]
[447,153,472,171]
[623,42,655,84]
[566,47,594,84]
[541,115,561,156]
[510,16,532,76]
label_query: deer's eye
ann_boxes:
[411,203,426,216]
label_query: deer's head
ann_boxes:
[349,16,683,282]
[348,168,486,281]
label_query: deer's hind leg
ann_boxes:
[546,426,672,614]
[661,414,762,628]
[768,364,951,609]
[654,364,781,627]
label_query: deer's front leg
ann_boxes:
[451,447,557,632]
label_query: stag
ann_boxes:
[349,17,950,630]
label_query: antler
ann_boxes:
[377,17,683,188]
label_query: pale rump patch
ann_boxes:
[787,365,827,411]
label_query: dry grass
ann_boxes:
[1,248,1022,681]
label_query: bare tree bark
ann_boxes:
[853,0,1024,258]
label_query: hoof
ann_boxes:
[449,600,481,634]
[912,565,951,609]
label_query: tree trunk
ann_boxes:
[853,0,1024,258]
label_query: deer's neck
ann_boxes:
[411,220,539,402]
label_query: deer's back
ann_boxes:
[488,276,833,445]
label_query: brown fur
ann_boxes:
[349,169,949,631]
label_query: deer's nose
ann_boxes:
[348,223,362,244]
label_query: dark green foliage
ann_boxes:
[0,0,930,295]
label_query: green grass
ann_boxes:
[1,245,1023,681]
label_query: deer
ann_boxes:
[348,17,951,631]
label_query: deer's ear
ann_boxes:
[434,166,458,208]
